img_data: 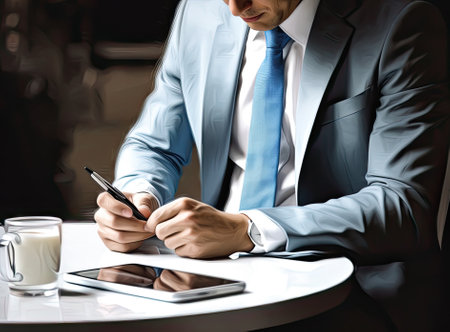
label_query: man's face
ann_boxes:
[223,0,301,31]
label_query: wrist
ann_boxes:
[238,213,255,252]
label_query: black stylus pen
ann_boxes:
[84,167,147,221]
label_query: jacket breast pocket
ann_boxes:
[303,87,376,196]
[319,87,374,126]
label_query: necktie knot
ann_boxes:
[264,27,291,50]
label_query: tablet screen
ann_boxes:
[72,264,238,292]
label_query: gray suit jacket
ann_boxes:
[116,0,449,262]
[114,0,450,328]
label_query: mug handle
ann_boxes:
[0,233,23,282]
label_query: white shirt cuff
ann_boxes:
[241,209,287,253]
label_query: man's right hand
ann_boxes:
[94,192,158,252]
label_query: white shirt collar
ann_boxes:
[248,0,320,46]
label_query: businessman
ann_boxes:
[95,0,449,329]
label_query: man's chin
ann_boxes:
[245,21,275,31]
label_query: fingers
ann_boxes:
[132,193,159,218]
[146,197,195,233]
[163,230,190,250]
[144,197,219,257]
[145,198,196,252]
[157,224,207,258]
[97,192,134,219]
[94,191,158,253]
[154,213,192,240]
[96,219,151,243]
[95,210,153,252]
[96,224,152,253]
[95,206,147,232]
[95,209,151,252]
[143,197,251,258]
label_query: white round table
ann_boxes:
[0,223,354,331]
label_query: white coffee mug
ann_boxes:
[0,216,62,296]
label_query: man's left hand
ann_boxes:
[145,197,254,258]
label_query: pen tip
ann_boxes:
[84,166,93,174]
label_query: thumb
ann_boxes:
[132,193,159,219]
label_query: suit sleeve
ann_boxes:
[256,2,450,264]
[113,0,193,205]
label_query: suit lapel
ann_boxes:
[201,16,248,205]
[295,1,356,194]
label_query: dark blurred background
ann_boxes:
[0,0,203,222]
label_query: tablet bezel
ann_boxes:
[63,264,246,303]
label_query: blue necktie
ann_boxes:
[240,27,291,210]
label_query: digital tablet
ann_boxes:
[63,264,246,302]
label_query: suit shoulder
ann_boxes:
[183,0,230,15]
[351,0,445,30]
[178,0,234,28]
[359,0,444,18]
[175,0,247,41]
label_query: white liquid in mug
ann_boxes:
[12,228,61,286]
